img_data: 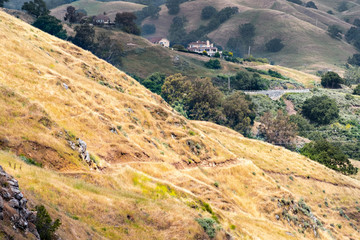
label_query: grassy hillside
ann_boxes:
[50,0,145,21]
[144,0,357,73]
[1,9,360,240]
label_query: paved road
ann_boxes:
[244,89,310,100]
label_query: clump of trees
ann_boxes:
[142,24,156,35]
[160,74,256,135]
[166,0,181,15]
[305,1,317,9]
[22,0,50,18]
[259,110,298,149]
[300,139,358,175]
[201,6,217,20]
[348,54,360,66]
[64,6,86,23]
[115,12,141,35]
[204,59,221,69]
[231,71,269,90]
[33,15,67,39]
[345,27,360,50]
[301,95,339,124]
[337,1,348,12]
[135,4,161,23]
[139,72,166,95]
[321,71,344,88]
[327,25,343,40]
[265,38,285,52]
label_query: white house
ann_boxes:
[148,37,170,48]
[187,40,218,56]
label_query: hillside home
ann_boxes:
[93,14,111,25]
[148,37,170,47]
[187,40,218,56]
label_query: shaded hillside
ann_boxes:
[1,9,360,240]
[143,0,357,72]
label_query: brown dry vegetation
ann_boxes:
[1,10,360,240]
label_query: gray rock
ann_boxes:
[0,197,3,211]
[7,179,18,187]
[1,189,11,200]
[62,83,69,90]
[9,198,19,209]
[19,198,27,208]
[15,192,23,200]
[275,215,280,220]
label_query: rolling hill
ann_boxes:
[1,8,360,240]
[143,0,358,73]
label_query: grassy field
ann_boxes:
[143,0,356,73]
[50,0,145,21]
[1,9,360,239]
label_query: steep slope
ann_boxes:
[1,9,360,240]
[144,0,357,72]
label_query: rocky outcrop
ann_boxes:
[0,165,39,239]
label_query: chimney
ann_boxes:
[206,40,210,47]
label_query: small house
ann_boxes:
[93,14,111,25]
[148,37,170,48]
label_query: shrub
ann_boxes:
[205,59,221,69]
[231,71,269,90]
[301,95,339,125]
[327,10,334,14]
[201,6,217,20]
[348,54,360,66]
[321,71,344,88]
[338,1,348,12]
[140,72,166,95]
[166,0,181,15]
[300,139,358,175]
[22,0,50,18]
[214,52,220,58]
[195,218,216,239]
[265,38,284,52]
[35,205,61,240]
[354,84,360,95]
[287,0,303,5]
[33,15,67,39]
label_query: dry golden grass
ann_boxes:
[1,10,360,240]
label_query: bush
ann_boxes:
[265,38,284,52]
[321,71,344,88]
[201,6,217,20]
[301,95,339,124]
[287,0,303,5]
[35,205,61,240]
[166,0,180,15]
[354,84,360,95]
[338,1,348,12]
[348,54,360,66]
[195,218,216,239]
[33,15,67,39]
[231,71,269,90]
[140,72,166,95]
[300,140,358,175]
[22,0,49,18]
[205,59,221,69]
[142,24,156,35]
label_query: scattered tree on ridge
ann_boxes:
[327,25,343,40]
[265,38,285,52]
[64,6,86,23]
[115,12,141,35]
[305,1,317,9]
[166,0,181,15]
[201,6,217,20]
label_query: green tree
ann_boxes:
[33,15,67,39]
[64,6,86,23]
[259,110,298,149]
[0,0,8,7]
[354,18,360,27]
[337,1,348,12]
[161,73,191,105]
[204,59,221,69]
[344,66,360,85]
[168,16,187,45]
[35,205,61,240]
[201,6,217,20]
[22,0,50,18]
[265,38,284,52]
[115,12,141,35]
[231,71,269,90]
[300,139,358,175]
[166,0,180,15]
[72,24,95,50]
[140,72,166,95]
[239,23,256,47]
[302,95,339,124]
[354,84,360,95]
[327,25,343,40]
[93,32,123,66]
[321,71,344,88]
[222,91,256,135]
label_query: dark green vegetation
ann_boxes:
[201,6,216,20]
[115,12,141,35]
[301,140,358,175]
[22,0,49,18]
[354,84,360,95]
[321,71,344,88]
[302,95,339,125]
[33,15,67,39]
[195,218,217,239]
[35,205,61,240]
[327,25,343,40]
[0,0,8,7]
[265,38,285,53]
[230,71,269,90]
[160,74,255,135]
[204,59,221,69]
